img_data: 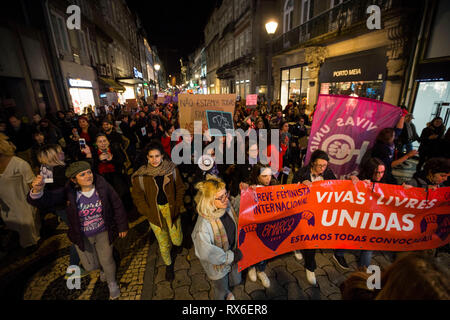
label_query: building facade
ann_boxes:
[1,0,167,118]
[408,0,450,145]
[270,0,424,111]
[203,0,277,100]
[0,0,63,120]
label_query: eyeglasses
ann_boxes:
[215,192,230,202]
[314,163,327,169]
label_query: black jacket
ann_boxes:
[292,165,337,183]
[6,123,33,152]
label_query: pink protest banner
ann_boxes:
[305,95,402,179]
[246,94,258,106]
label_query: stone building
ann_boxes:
[270,0,425,111]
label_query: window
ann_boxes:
[280,65,310,108]
[301,0,314,24]
[78,31,88,60]
[50,12,71,54]
[284,0,294,33]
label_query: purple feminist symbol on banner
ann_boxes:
[239,211,315,252]
[420,214,450,241]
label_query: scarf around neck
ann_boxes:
[132,159,176,179]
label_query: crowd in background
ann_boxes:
[0,97,449,300]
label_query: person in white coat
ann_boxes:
[191,175,242,300]
[0,133,40,250]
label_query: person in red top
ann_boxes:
[264,134,287,179]
[84,134,134,211]
[161,123,175,159]
[78,116,99,147]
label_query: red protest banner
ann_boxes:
[237,181,450,271]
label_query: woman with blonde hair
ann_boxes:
[33,144,85,277]
[0,133,40,251]
[192,176,242,300]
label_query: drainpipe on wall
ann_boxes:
[42,0,71,111]
[399,0,430,110]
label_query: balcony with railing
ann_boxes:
[272,0,405,55]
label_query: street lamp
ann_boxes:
[265,21,278,35]
[265,20,278,110]
[154,64,161,71]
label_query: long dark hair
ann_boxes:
[358,157,386,182]
[248,163,274,186]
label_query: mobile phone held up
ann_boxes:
[79,138,87,149]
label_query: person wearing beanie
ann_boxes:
[27,161,129,300]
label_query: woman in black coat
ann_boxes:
[417,117,446,172]
[291,150,343,287]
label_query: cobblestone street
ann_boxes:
[0,159,446,300]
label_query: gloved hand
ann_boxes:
[233,248,243,263]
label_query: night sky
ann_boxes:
[126,0,218,80]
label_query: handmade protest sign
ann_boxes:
[179,94,236,134]
[206,110,234,136]
[156,93,165,104]
[246,94,258,108]
[305,95,402,179]
[237,181,450,271]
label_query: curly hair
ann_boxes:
[194,175,226,218]
[423,157,450,175]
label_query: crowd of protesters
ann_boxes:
[0,97,449,300]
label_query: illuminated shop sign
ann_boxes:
[68,78,93,88]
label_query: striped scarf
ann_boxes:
[199,206,238,273]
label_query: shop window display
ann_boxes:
[320,80,384,100]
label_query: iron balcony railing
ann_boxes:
[272,0,403,55]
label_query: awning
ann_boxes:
[117,77,144,85]
[319,48,388,83]
[99,77,126,92]
[416,61,450,82]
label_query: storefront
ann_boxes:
[98,77,125,106]
[318,48,387,101]
[280,64,310,108]
[117,67,144,107]
[411,60,450,147]
[68,78,96,115]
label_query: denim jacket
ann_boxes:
[191,206,238,281]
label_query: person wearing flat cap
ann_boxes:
[27,161,129,300]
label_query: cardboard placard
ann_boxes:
[206,110,235,136]
[179,94,236,134]
[246,94,258,106]
[126,99,138,109]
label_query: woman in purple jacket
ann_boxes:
[28,161,129,300]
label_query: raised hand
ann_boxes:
[31,175,45,193]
